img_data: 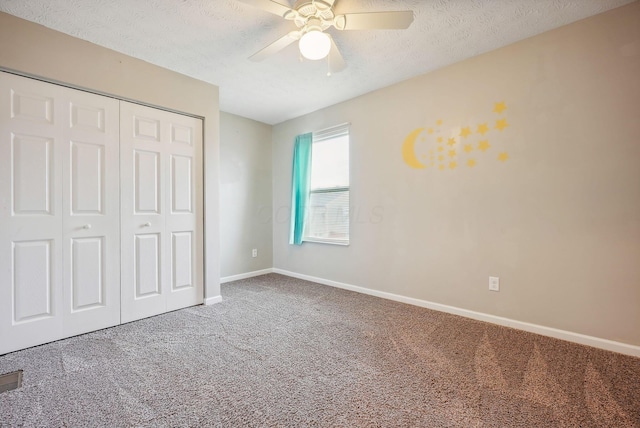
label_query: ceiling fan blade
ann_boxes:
[335,11,414,30]
[238,0,292,17]
[328,36,346,74]
[249,32,299,62]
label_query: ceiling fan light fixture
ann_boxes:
[299,30,331,60]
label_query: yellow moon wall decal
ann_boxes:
[402,127,426,169]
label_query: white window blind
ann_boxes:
[304,123,350,245]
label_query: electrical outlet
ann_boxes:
[252,249,258,258]
[489,276,500,292]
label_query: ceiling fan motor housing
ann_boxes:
[290,0,335,31]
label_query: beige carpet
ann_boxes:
[0,273,638,427]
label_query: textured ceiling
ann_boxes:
[0,0,634,124]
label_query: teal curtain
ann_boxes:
[289,133,313,245]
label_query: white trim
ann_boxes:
[272,268,640,358]
[303,237,350,246]
[204,295,223,305]
[0,67,203,119]
[313,122,350,142]
[220,268,274,284]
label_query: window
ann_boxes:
[304,124,350,245]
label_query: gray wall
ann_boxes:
[220,112,273,278]
[271,3,640,346]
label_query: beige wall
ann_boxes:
[220,112,273,278]
[272,3,640,346]
[0,12,221,299]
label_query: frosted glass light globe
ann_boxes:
[299,30,331,60]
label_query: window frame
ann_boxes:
[302,123,350,246]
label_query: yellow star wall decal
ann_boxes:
[400,101,512,171]
[460,127,472,138]
[493,101,507,114]
[495,118,509,131]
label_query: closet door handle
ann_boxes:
[83,224,92,230]
[143,222,151,227]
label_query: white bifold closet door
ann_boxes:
[119,101,203,323]
[0,73,204,354]
[0,72,120,354]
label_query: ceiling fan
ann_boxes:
[239,0,414,74]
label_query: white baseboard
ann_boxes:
[204,295,222,305]
[220,268,274,284]
[272,268,640,358]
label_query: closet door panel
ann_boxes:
[0,73,65,354]
[12,134,54,214]
[134,232,161,298]
[171,231,193,290]
[120,102,203,323]
[70,237,104,309]
[62,88,120,337]
[165,114,203,311]
[70,141,104,214]
[12,240,55,322]
[134,149,161,214]
[120,102,168,323]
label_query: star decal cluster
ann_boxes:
[402,101,512,171]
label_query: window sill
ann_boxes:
[303,237,350,246]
